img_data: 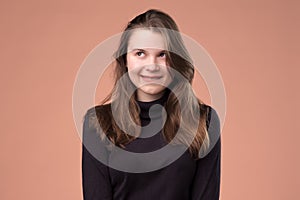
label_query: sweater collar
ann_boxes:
[136,88,170,120]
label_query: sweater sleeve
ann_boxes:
[82,110,113,200]
[191,107,221,200]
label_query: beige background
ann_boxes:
[1,0,299,199]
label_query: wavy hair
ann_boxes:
[85,9,210,160]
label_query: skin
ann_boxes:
[126,29,173,102]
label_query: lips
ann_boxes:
[140,75,162,79]
[140,75,163,82]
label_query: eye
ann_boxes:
[136,51,145,57]
[159,52,166,57]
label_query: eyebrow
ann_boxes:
[128,48,166,53]
[130,48,145,52]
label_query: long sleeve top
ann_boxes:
[82,90,221,200]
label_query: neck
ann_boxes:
[136,90,166,102]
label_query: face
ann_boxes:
[126,29,173,102]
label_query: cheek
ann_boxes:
[126,56,140,85]
[126,55,141,71]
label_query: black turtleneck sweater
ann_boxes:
[82,90,221,200]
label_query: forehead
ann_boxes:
[127,29,167,51]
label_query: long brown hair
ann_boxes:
[85,9,210,160]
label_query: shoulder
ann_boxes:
[82,105,113,164]
[206,105,220,132]
[84,103,111,118]
[84,104,112,120]
[83,104,112,130]
[199,104,220,130]
[199,105,221,159]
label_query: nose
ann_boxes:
[146,56,160,71]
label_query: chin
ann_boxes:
[141,85,165,93]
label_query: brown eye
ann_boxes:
[159,52,166,57]
[136,51,144,56]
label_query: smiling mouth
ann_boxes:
[140,75,162,80]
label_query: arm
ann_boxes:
[191,107,221,200]
[82,110,113,200]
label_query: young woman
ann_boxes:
[82,9,221,200]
